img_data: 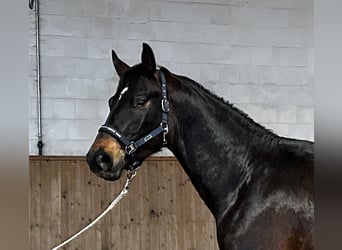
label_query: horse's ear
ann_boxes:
[111,50,129,77]
[141,43,156,74]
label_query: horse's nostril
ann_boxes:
[95,152,112,171]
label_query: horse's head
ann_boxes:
[86,43,170,181]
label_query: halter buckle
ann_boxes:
[125,143,137,155]
[162,122,169,145]
[161,99,170,113]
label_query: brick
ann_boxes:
[29,55,37,78]
[87,38,112,59]
[40,15,90,37]
[251,47,272,66]
[277,105,297,123]
[251,85,289,105]
[88,18,132,40]
[41,98,55,119]
[208,25,237,44]
[39,0,64,15]
[277,67,308,86]
[41,139,93,155]
[231,84,254,103]
[155,22,208,43]
[75,100,98,119]
[211,44,231,64]
[271,47,310,68]
[29,98,37,119]
[272,28,301,47]
[239,66,278,84]
[108,0,150,21]
[219,65,240,84]
[259,106,278,123]
[288,124,314,141]
[42,119,68,140]
[200,64,220,83]
[231,7,288,27]
[85,0,108,17]
[296,107,314,123]
[67,78,115,100]
[53,99,75,119]
[29,139,38,155]
[231,45,252,65]
[294,0,314,10]
[238,66,257,84]
[159,0,230,4]
[64,37,87,58]
[169,43,197,63]
[208,5,231,25]
[67,119,101,140]
[155,22,184,42]
[29,35,36,56]
[252,0,295,9]
[40,35,64,57]
[288,10,313,28]
[287,48,309,67]
[88,18,114,38]
[258,66,278,84]
[88,39,140,62]
[271,47,290,66]
[236,27,274,46]
[29,118,38,139]
[72,58,113,78]
[150,1,212,24]
[158,42,229,64]
[29,78,37,100]
[130,22,158,41]
[300,29,314,48]
[288,87,314,106]
[62,0,86,16]
[40,77,68,98]
[97,100,110,121]
[40,57,76,77]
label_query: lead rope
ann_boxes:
[51,170,137,250]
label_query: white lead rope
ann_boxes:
[51,170,137,250]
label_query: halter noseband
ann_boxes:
[98,70,169,170]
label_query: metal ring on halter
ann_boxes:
[127,169,137,181]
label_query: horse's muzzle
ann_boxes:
[86,133,126,181]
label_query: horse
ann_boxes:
[86,43,314,249]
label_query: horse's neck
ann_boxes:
[167,77,275,221]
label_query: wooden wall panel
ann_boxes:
[29,156,219,250]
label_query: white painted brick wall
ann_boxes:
[29,0,314,155]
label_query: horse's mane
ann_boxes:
[169,70,276,136]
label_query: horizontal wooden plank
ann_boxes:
[29,155,177,162]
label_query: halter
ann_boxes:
[98,70,169,170]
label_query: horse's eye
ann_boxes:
[133,96,147,108]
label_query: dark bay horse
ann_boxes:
[86,43,314,249]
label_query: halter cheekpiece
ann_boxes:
[98,70,169,170]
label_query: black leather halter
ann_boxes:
[98,70,169,170]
